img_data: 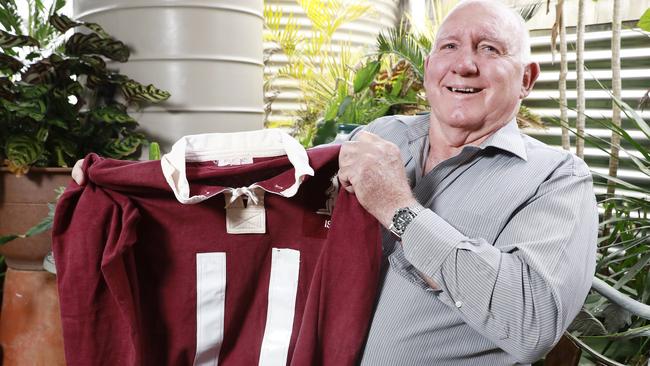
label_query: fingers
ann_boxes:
[71,159,85,186]
[337,167,355,194]
[339,177,355,193]
[338,132,387,195]
[355,130,380,142]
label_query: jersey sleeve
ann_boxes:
[291,189,382,366]
[52,155,143,366]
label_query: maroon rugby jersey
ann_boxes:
[52,130,381,366]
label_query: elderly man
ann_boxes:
[338,0,597,364]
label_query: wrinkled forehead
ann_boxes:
[435,3,522,48]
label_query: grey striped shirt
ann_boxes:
[354,114,598,365]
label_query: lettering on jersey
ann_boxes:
[300,174,338,238]
[316,175,339,217]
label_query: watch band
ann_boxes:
[388,204,424,238]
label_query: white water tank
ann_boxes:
[74,0,265,151]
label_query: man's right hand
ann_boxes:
[71,159,85,185]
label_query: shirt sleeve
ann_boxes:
[52,156,143,366]
[401,156,598,363]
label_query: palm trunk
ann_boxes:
[558,0,570,151]
[576,0,586,158]
[605,0,622,222]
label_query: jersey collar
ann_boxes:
[161,130,315,204]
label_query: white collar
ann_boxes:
[160,129,314,204]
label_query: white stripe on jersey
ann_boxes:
[194,253,227,366]
[258,248,300,366]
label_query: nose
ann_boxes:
[452,50,478,76]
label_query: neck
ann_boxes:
[424,115,509,173]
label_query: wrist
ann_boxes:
[380,197,418,228]
[387,201,424,238]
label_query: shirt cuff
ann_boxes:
[401,209,467,280]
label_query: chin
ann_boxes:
[444,111,484,130]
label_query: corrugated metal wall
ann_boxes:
[523,21,650,194]
[264,0,400,126]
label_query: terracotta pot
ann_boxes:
[0,167,72,270]
[0,268,66,366]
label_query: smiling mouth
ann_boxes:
[446,87,483,94]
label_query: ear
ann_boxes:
[424,54,431,81]
[520,62,540,98]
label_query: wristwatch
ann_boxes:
[389,205,423,238]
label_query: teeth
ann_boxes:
[451,87,478,93]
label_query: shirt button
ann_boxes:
[455,301,463,308]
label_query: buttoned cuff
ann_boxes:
[401,209,467,283]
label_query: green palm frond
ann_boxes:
[0,0,22,35]
[330,2,371,36]
[303,30,328,59]
[264,4,302,56]
[263,4,282,33]
[298,0,371,38]
[298,0,329,35]
[376,27,428,81]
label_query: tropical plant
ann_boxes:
[0,0,66,57]
[263,0,373,145]
[533,5,650,364]
[0,11,170,176]
[312,57,428,145]
[553,92,650,366]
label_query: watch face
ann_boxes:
[394,208,416,233]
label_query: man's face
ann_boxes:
[424,3,538,133]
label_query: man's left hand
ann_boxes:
[338,131,418,228]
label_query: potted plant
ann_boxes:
[0,3,169,364]
[0,8,169,264]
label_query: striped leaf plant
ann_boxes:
[0,12,170,176]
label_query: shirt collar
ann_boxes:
[160,129,314,204]
[479,118,528,161]
[405,114,528,161]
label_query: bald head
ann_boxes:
[438,0,531,63]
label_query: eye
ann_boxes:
[480,44,499,54]
[441,43,456,50]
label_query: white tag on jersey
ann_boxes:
[224,189,266,234]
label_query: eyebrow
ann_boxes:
[478,36,508,49]
[435,32,509,50]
